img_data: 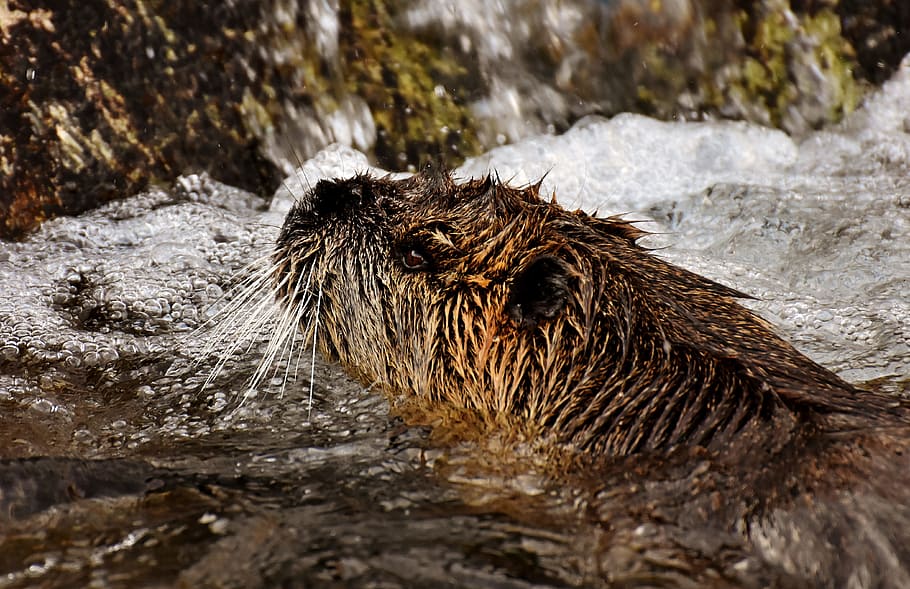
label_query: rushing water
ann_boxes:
[1,51,909,589]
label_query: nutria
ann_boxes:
[270,168,910,586]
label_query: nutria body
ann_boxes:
[272,169,910,586]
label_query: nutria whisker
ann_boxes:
[306,284,323,418]
[245,262,311,402]
[200,253,318,413]
[198,255,277,388]
[196,251,275,338]
[278,265,319,401]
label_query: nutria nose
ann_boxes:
[309,177,373,218]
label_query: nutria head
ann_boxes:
[273,170,893,455]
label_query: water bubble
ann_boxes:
[29,398,59,414]
[103,271,125,284]
[62,355,82,369]
[136,385,155,398]
[63,340,84,354]
[143,300,162,317]
[51,291,71,305]
[98,347,120,363]
[206,284,224,299]
[0,344,20,360]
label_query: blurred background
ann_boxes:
[3,0,909,237]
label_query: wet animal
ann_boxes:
[264,169,910,587]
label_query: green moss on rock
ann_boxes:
[0,0,484,237]
[624,1,863,134]
[340,0,481,170]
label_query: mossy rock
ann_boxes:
[339,0,482,170]
[0,1,483,237]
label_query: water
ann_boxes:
[1,55,908,589]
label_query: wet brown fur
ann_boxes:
[273,169,910,586]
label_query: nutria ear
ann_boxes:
[507,256,569,328]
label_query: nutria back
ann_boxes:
[271,169,910,586]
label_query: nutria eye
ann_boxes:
[401,247,430,271]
